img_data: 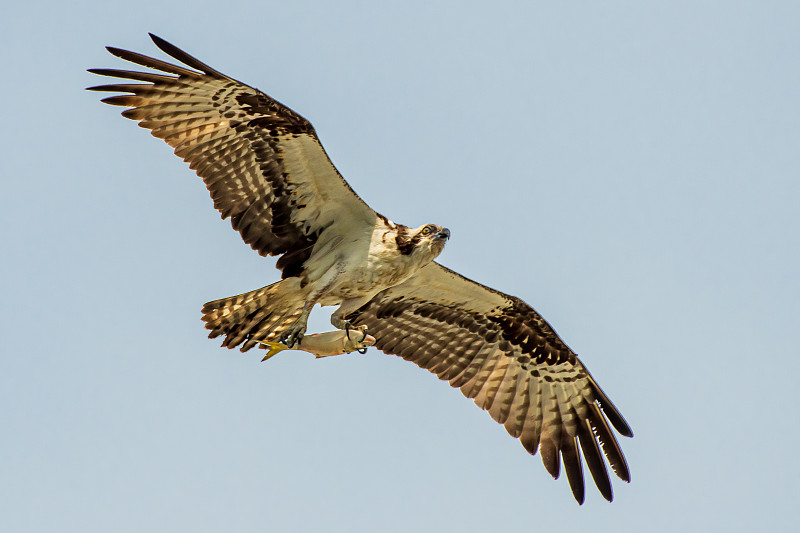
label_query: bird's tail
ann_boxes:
[201,278,306,352]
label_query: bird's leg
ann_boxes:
[334,317,367,342]
[348,323,368,342]
[279,266,345,348]
[331,298,369,342]
[280,307,312,348]
[280,278,340,348]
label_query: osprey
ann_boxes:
[89,34,633,503]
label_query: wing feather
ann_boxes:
[87,68,176,84]
[89,34,376,276]
[561,433,585,504]
[487,359,521,425]
[503,369,531,438]
[578,417,613,502]
[471,348,509,411]
[449,341,496,388]
[589,403,631,482]
[347,262,632,503]
[539,379,563,479]
[104,46,197,76]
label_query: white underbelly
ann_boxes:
[330,262,414,299]
[311,250,418,305]
[304,227,425,305]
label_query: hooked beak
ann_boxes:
[436,228,451,241]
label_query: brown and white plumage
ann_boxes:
[346,263,632,502]
[89,34,633,503]
[89,34,375,279]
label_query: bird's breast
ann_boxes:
[327,240,421,299]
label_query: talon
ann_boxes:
[280,327,304,349]
[344,322,366,342]
[279,331,291,346]
[291,332,304,348]
[356,347,368,354]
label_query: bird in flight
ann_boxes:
[88,34,633,503]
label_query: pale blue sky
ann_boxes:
[2,1,799,531]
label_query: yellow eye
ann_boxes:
[421,226,432,235]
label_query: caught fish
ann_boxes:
[255,330,377,361]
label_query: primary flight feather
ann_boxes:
[88,34,633,503]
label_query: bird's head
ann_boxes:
[396,223,450,258]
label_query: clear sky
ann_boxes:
[3,1,798,531]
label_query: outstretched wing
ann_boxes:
[88,34,376,278]
[346,262,633,503]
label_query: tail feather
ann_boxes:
[201,278,306,352]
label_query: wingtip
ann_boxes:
[105,46,127,60]
[148,32,182,60]
[581,362,634,438]
[148,32,167,48]
[608,409,634,438]
[568,476,586,505]
[540,442,561,480]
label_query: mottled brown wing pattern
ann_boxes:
[88,34,375,278]
[346,262,632,503]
